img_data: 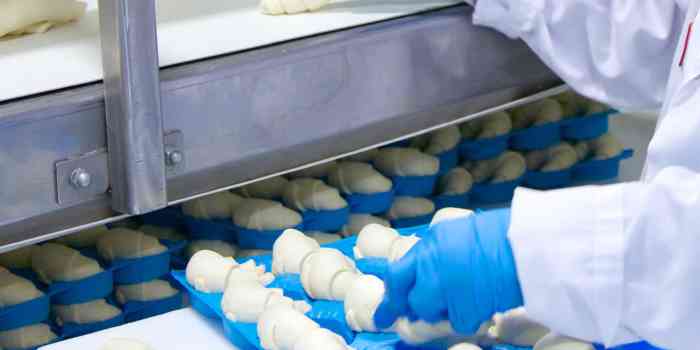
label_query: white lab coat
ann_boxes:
[470,0,700,349]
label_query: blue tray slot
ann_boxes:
[121,292,184,323]
[510,122,562,151]
[391,213,434,229]
[235,223,303,250]
[308,300,355,344]
[436,148,459,175]
[391,175,437,197]
[524,168,574,190]
[183,216,237,242]
[432,192,470,210]
[268,274,310,303]
[0,294,50,332]
[573,149,634,182]
[140,205,186,230]
[386,140,411,148]
[471,176,525,204]
[351,333,402,350]
[301,206,350,232]
[58,313,125,339]
[356,258,389,279]
[346,190,395,214]
[49,269,114,305]
[459,135,510,161]
[562,111,612,140]
[111,252,171,285]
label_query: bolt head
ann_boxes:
[70,168,92,188]
[167,150,183,165]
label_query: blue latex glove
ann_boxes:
[374,208,523,334]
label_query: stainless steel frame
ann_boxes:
[0,5,560,251]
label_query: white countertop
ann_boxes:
[0,0,459,103]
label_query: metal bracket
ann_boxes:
[55,150,110,205]
[164,130,185,177]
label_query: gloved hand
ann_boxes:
[373,208,523,334]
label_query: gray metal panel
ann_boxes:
[99,0,167,214]
[0,5,559,250]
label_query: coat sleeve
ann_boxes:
[470,0,687,111]
[508,166,700,349]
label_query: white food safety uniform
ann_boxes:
[468,0,700,349]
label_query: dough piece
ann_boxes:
[510,98,564,129]
[327,161,392,194]
[288,162,337,179]
[584,98,609,115]
[272,229,320,275]
[222,283,310,323]
[258,304,352,350]
[225,262,275,290]
[423,126,461,155]
[0,0,87,38]
[97,229,167,261]
[488,307,549,346]
[0,245,36,269]
[437,168,473,195]
[588,133,624,159]
[101,338,153,350]
[525,143,579,171]
[353,224,419,262]
[533,333,594,350]
[430,208,474,226]
[186,240,237,259]
[460,112,512,140]
[573,141,591,161]
[53,299,121,325]
[237,249,271,258]
[300,248,360,300]
[385,197,435,221]
[182,192,243,220]
[553,91,585,117]
[282,178,348,211]
[31,243,102,284]
[233,199,302,231]
[463,151,526,183]
[394,319,456,345]
[186,250,271,293]
[374,148,440,177]
[139,225,186,242]
[344,274,385,332]
[340,214,391,237]
[0,269,43,307]
[115,279,178,304]
[236,176,289,199]
[449,343,483,350]
[307,231,342,244]
[346,149,378,162]
[0,323,57,349]
[54,225,109,248]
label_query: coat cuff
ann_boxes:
[508,185,636,345]
[472,0,544,38]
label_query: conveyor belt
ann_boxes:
[0,0,459,102]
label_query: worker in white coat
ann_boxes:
[374,1,700,349]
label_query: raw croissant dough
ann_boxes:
[101,338,153,350]
[307,231,342,244]
[353,224,419,262]
[510,98,564,129]
[288,162,338,179]
[533,333,594,350]
[437,167,473,195]
[385,197,435,221]
[0,323,57,350]
[575,133,624,160]
[373,148,440,177]
[422,126,461,155]
[236,176,289,199]
[463,151,526,183]
[233,199,302,231]
[31,243,102,284]
[186,250,272,293]
[488,307,549,346]
[258,304,350,350]
[186,240,238,259]
[182,192,243,220]
[344,274,385,332]
[0,245,36,269]
[449,343,482,350]
[282,178,348,211]
[300,248,360,300]
[0,0,87,38]
[115,279,178,304]
[96,229,167,261]
[346,149,378,163]
[340,214,391,237]
[53,299,121,325]
[0,268,43,307]
[54,225,109,248]
[431,208,474,227]
[139,225,187,242]
[525,143,579,172]
[237,249,271,258]
[222,282,310,323]
[327,161,392,194]
[272,229,320,275]
[460,112,512,140]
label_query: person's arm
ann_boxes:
[470,0,686,111]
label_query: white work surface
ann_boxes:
[40,308,238,350]
[0,0,459,103]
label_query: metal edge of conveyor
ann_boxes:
[0,5,562,252]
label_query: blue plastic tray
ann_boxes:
[510,122,562,151]
[561,111,613,140]
[432,193,470,210]
[58,313,125,339]
[140,205,186,230]
[109,240,186,285]
[436,148,459,175]
[524,169,574,190]
[120,292,184,323]
[391,213,434,228]
[300,206,350,232]
[346,190,395,214]
[0,294,50,331]
[235,224,304,250]
[49,269,114,305]
[183,216,238,242]
[573,149,634,182]
[459,135,510,161]
[471,175,525,204]
[391,175,438,197]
